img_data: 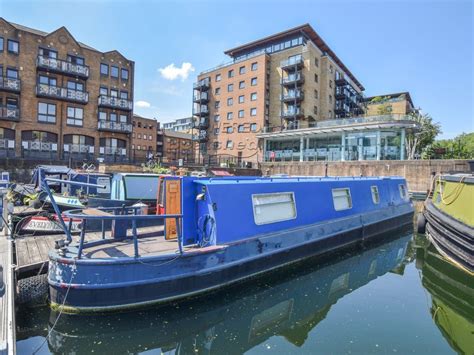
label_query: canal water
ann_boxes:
[16,232,473,355]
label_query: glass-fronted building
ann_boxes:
[258,114,419,162]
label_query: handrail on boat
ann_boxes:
[42,177,185,259]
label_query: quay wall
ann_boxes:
[260,160,473,192]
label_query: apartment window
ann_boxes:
[120,114,128,123]
[226,126,233,133]
[137,145,141,150]
[214,128,219,135]
[110,89,118,97]
[329,65,334,73]
[215,87,221,95]
[251,77,257,86]
[100,63,109,76]
[6,68,18,79]
[227,98,233,106]
[251,92,257,101]
[214,114,220,122]
[313,106,318,115]
[213,142,219,149]
[39,48,57,58]
[143,134,146,140]
[314,89,318,99]
[216,73,221,82]
[250,108,257,116]
[371,186,380,204]
[67,107,83,126]
[100,87,108,96]
[238,95,244,104]
[329,95,333,103]
[239,81,245,89]
[39,75,57,87]
[332,188,352,211]
[38,102,56,123]
[99,111,107,120]
[7,40,19,54]
[238,125,244,132]
[0,37,3,52]
[226,140,233,149]
[252,192,296,225]
[251,62,258,71]
[239,66,246,75]
[110,113,118,122]
[399,184,408,201]
[215,101,220,109]
[238,110,244,118]
[314,57,319,67]
[111,66,119,78]
[67,80,84,92]
[227,84,234,92]
[227,112,233,120]
[228,69,234,78]
[250,123,257,132]
[6,98,18,109]
[120,91,128,99]
[314,74,318,83]
[329,80,333,88]
[121,68,129,81]
[67,55,84,65]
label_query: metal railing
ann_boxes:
[0,106,20,121]
[64,144,94,154]
[36,84,89,103]
[37,55,90,78]
[193,106,209,116]
[193,78,210,89]
[281,108,304,117]
[0,76,21,92]
[280,57,304,68]
[281,73,304,84]
[98,95,133,110]
[281,91,304,100]
[193,92,209,101]
[97,120,133,133]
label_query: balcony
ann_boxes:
[97,120,133,133]
[0,76,21,93]
[21,141,58,160]
[193,106,209,117]
[193,117,209,129]
[280,57,304,70]
[193,130,208,143]
[36,84,89,104]
[281,73,304,86]
[63,144,94,155]
[98,95,133,111]
[37,55,89,79]
[193,92,209,103]
[0,139,15,158]
[98,147,128,162]
[193,78,210,90]
[281,91,304,102]
[281,108,304,119]
[0,106,20,121]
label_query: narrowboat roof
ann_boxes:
[193,176,403,185]
[113,173,161,177]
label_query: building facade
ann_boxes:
[162,117,193,133]
[192,24,365,167]
[131,114,157,161]
[162,130,194,165]
[0,18,134,163]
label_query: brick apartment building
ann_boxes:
[162,117,193,133]
[162,130,194,165]
[131,114,157,161]
[0,18,134,163]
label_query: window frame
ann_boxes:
[37,102,57,124]
[252,192,297,225]
[66,106,84,127]
[332,188,352,211]
[371,186,380,204]
[100,63,109,76]
[121,68,129,81]
[111,65,119,78]
[7,39,19,54]
[399,184,408,201]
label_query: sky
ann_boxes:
[1,0,472,139]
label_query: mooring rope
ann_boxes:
[438,176,466,206]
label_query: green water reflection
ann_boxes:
[16,233,474,354]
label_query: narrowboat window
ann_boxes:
[332,188,352,211]
[399,184,408,200]
[252,192,296,225]
[371,186,380,204]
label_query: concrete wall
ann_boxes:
[261,160,472,192]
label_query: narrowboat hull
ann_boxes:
[423,174,474,273]
[49,204,413,313]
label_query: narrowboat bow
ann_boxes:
[48,176,414,313]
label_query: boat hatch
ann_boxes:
[157,177,182,240]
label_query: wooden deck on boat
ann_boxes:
[14,225,168,271]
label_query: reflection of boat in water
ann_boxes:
[416,242,474,355]
[17,233,411,354]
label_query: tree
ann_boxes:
[405,112,441,160]
[425,132,474,159]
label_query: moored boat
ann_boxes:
[47,175,414,313]
[421,174,474,273]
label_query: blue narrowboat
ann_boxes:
[47,176,414,313]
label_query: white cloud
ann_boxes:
[158,62,195,81]
[135,100,151,108]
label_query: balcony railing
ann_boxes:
[280,57,304,69]
[193,92,209,102]
[98,95,133,111]
[281,108,304,118]
[0,76,21,92]
[99,146,127,156]
[37,55,90,78]
[281,91,304,101]
[193,78,210,90]
[193,131,208,142]
[0,106,20,121]
[281,73,304,85]
[193,106,209,117]
[98,120,133,133]
[193,117,209,129]
[63,144,94,154]
[36,84,89,104]
[0,139,15,150]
